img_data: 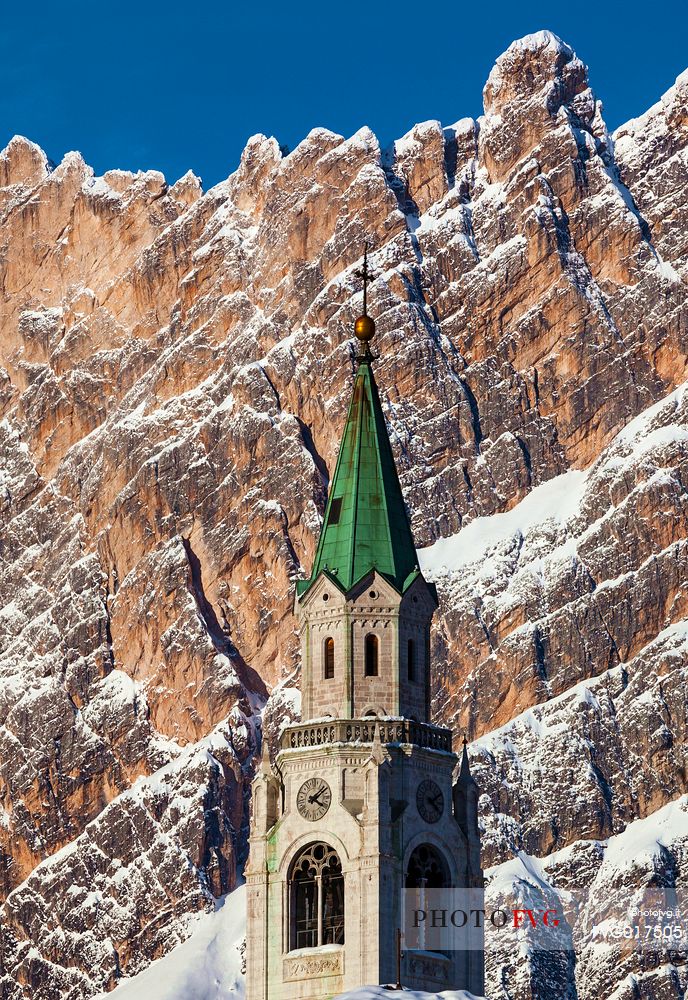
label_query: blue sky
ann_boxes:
[1,0,687,189]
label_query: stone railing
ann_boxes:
[280,718,452,753]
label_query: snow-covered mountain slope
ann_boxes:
[483,797,688,1000]
[93,886,246,1000]
[419,380,688,863]
[422,376,688,739]
[0,717,256,997]
[0,26,687,1000]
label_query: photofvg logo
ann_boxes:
[403,889,566,954]
[402,888,688,954]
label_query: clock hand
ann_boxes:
[430,793,443,808]
[308,791,325,805]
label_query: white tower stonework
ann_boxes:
[245,291,484,999]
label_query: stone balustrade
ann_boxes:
[280,718,453,753]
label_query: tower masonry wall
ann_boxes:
[245,736,477,1000]
[297,572,435,721]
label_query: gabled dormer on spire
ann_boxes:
[295,250,438,723]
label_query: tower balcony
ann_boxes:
[279,718,453,754]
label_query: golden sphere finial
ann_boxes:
[354,314,376,345]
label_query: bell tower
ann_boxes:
[245,250,484,1000]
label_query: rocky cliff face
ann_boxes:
[0,28,686,1000]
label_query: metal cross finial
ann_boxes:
[354,243,375,317]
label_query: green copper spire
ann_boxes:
[297,313,420,598]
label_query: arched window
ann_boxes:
[407,638,416,682]
[324,637,335,680]
[405,844,450,888]
[289,843,344,950]
[364,633,379,677]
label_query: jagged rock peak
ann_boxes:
[50,149,93,186]
[169,169,203,205]
[478,30,607,182]
[484,29,589,118]
[0,134,51,188]
[231,133,283,210]
[238,132,283,169]
[615,64,688,141]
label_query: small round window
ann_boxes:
[322,593,329,602]
[369,590,378,599]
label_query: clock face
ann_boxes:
[296,777,332,821]
[416,779,444,824]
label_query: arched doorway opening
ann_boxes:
[289,842,345,950]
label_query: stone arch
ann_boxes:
[323,635,335,679]
[405,842,451,888]
[266,782,279,826]
[361,704,387,718]
[279,829,350,876]
[403,831,459,888]
[252,784,264,818]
